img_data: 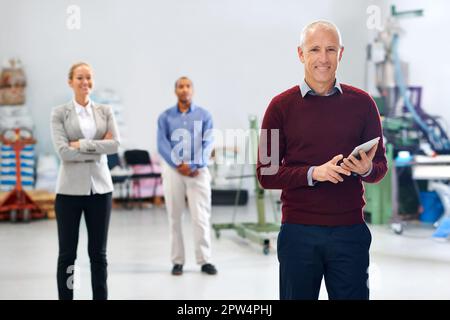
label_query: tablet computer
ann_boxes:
[349,137,380,158]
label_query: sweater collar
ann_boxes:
[299,78,342,98]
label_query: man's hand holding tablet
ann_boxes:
[311,137,380,184]
[340,137,380,176]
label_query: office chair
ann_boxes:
[107,153,132,208]
[123,149,162,208]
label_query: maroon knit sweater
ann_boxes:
[257,84,388,226]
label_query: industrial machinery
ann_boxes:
[364,5,450,235]
[366,6,450,150]
[0,128,44,222]
[212,115,280,255]
[429,181,450,232]
[367,5,450,154]
[409,156,450,239]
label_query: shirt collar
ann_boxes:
[175,102,196,113]
[73,98,93,115]
[299,78,343,98]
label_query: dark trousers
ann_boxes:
[55,192,112,300]
[278,223,371,300]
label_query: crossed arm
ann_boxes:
[51,106,120,162]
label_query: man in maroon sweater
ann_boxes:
[257,20,387,300]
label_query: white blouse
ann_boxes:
[74,99,98,193]
[74,99,97,140]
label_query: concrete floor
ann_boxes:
[1,199,450,300]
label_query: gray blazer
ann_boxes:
[51,100,120,195]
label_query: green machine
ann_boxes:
[382,116,420,153]
[363,143,395,225]
[212,115,280,255]
[363,5,424,227]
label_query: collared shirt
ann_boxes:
[73,98,98,193]
[300,79,372,186]
[157,103,213,171]
[299,78,343,98]
[74,99,96,140]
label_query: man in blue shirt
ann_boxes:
[157,77,217,276]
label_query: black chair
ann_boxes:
[107,153,132,208]
[123,149,162,208]
[107,153,121,170]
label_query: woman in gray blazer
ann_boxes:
[50,62,120,300]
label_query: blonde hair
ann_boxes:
[68,62,92,80]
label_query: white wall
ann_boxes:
[0,0,372,156]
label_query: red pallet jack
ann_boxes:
[0,128,45,222]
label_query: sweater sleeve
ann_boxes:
[361,96,388,184]
[256,98,311,189]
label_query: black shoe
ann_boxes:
[201,263,217,275]
[171,264,183,276]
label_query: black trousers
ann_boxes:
[278,223,372,300]
[55,192,112,300]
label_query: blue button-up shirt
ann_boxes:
[157,103,213,170]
